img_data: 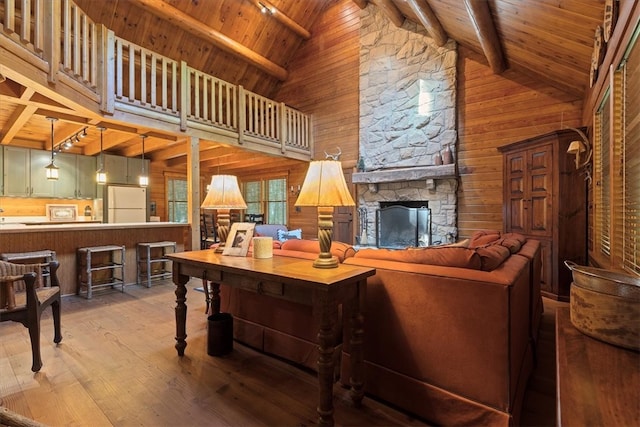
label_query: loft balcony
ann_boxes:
[0,0,312,163]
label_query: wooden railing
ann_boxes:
[0,0,312,157]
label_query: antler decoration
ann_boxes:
[324,148,342,160]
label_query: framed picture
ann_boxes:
[46,204,78,222]
[222,222,255,256]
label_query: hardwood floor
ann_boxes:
[1,281,563,426]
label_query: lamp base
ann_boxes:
[313,255,339,269]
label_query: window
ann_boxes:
[592,24,640,276]
[242,177,287,224]
[167,177,188,223]
[594,91,611,258]
[622,31,640,274]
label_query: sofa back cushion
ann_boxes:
[254,224,288,240]
[475,244,512,271]
[468,229,502,247]
[279,239,356,262]
[354,246,482,270]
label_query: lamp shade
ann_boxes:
[201,175,247,209]
[567,140,586,154]
[295,160,355,207]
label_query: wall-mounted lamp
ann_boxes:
[566,127,592,185]
[290,184,300,196]
[139,134,149,187]
[45,117,59,181]
[566,127,592,169]
[96,126,107,184]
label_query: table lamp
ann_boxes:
[295,160,355,268]
[201,175,247,253]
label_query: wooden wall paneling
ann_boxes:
[456,46,583,238]
[273,0,360,240]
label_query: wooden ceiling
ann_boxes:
[0,0,606,176]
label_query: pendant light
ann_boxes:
[45,117,59,181]
[96,126,107,184]
[139,134,149,187]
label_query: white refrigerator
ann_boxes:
[107,185,147,223]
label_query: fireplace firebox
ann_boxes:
[376,202,431,249]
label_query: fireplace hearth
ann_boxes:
[376,202,431,249]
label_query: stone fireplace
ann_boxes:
[353,6,459,246]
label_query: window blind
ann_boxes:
[623,34,640,274]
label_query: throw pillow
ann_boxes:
[475,244,511,271]
[277,228,302,241]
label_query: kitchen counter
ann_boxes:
[0,221,182,232]
[0,222,190,295]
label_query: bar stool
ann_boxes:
[77,245,125,299]
[136,241,177,287]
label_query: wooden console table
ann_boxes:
[556,307,640,426]
[166,250,375,427]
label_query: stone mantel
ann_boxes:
[352,164,456,184]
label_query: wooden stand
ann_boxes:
[136,241,176,287]
[77,245,125,299]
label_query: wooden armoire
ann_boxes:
[498,129,588,301]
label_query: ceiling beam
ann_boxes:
[406,0,448,47]
[131,0,288,81]
[249,0,311,40]
[371,0,405,28]
[1,104,37,144]
[463,0,506,74]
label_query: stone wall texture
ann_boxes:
[358,6,459,245]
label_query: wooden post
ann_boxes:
[180,61,188,131]
[43,0,60,83]
[238,85,245,145]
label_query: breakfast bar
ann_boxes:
[0,222,189,295]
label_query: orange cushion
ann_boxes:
[280,239,356,262]
[354,247,482,270]
[469,230,502,247]
[475,244,511,271]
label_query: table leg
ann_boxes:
[349,279,366,405]
[317,298,337,427]
[210,281,221,315]
[173,269,189,356]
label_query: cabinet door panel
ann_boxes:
[76,155,97,198]
[529,195,550,234]
[3,146,30,196]
[526,145,552,237]
[30,149,55,197]
[54,153,78,198]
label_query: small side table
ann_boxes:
[77,245,125,299]
[136,241,176,287]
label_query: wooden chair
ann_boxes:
[0,260,62,372]
[201,211,217,249]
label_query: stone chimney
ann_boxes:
[354,6,459,245]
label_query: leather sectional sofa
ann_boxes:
[219,231,541,426]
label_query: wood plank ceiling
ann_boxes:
[0,0,606,175]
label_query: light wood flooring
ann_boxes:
[1,280,563,426]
